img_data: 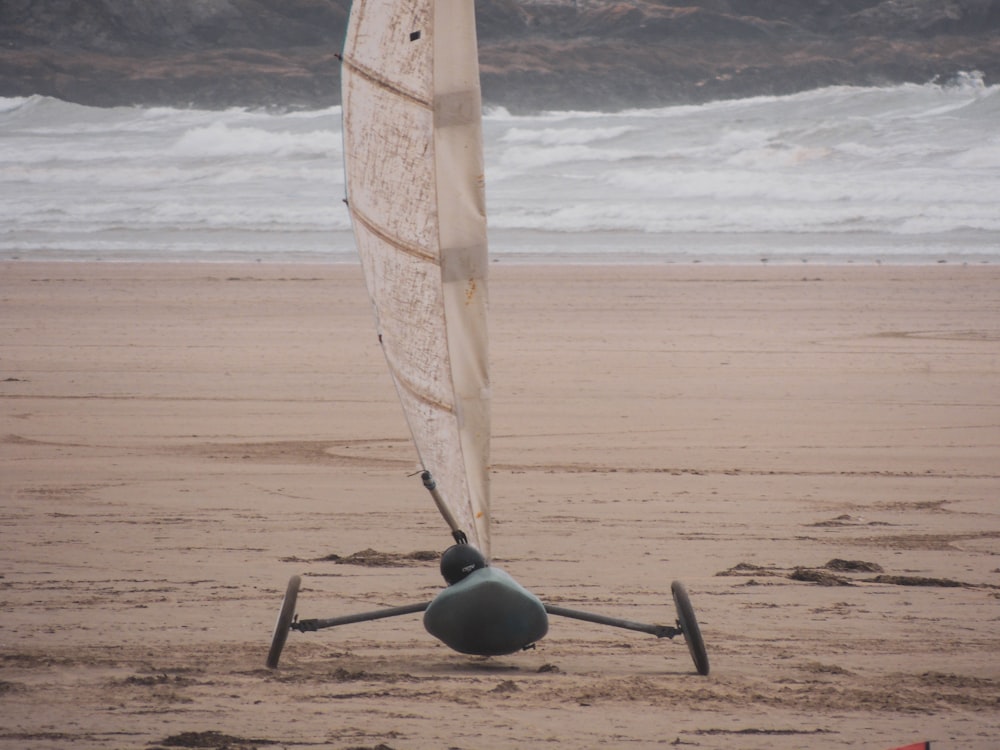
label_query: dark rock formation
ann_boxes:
[1,0,998,111]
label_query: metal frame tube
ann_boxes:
[293,601,430,632]
[544,604,679,639]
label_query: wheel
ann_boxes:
[671,580,709,676]
[266,575,301,669]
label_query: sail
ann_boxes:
[342,0,491,556]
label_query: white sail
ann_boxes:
[342,0,491,556]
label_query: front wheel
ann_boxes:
[671,580,709,676]
[266,575,301,669]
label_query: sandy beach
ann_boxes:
[2,260,998,749]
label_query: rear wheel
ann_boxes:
[266,575,301,669]
[671,580,709,676]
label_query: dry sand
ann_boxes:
[1,261,998,749]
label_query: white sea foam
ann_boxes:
[499,125,638,145]
[171,122,339,159]
[2,74,998,262]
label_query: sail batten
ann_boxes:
[343,0,491,557]
[351,206,438,265]
[341,55,432,110]
[382,354,456,415]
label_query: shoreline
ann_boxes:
[4,229,998,268]
[4,256,998,267]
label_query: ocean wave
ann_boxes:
[171,121,339,158]
[496,143,638,170]
[2,77,998,260]
[500,125,638,146]
[0,95,38,114]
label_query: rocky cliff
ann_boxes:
[2,0,998,111]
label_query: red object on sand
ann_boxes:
[889,743,930,750]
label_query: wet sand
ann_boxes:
[2,261,999,749]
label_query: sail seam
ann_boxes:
[342,55,431,111]
[351,205,438,265]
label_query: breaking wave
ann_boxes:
[2,72,998,261]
